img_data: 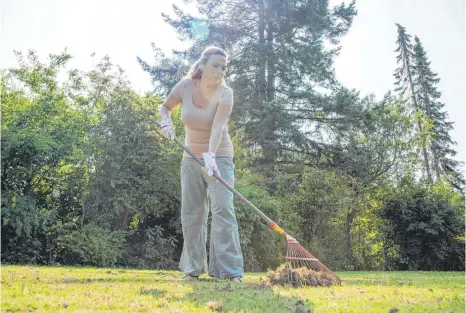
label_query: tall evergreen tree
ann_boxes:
[412,36,464,192]
[139,0,359,166]
[393,23,432,181]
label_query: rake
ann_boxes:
[155,121,341,285]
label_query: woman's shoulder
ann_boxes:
[218,83,233,95]
[218,83,233,105]
[173,78,194,95]
[178,77,195,87]
[182,77,195,83]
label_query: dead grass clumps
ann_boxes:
[267,264,336,287]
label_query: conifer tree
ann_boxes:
[393,23,432,181]
[412,36,464,191]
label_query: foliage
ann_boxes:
[121,225,179,269]
[57,223,125,267]
[1,51,87,264]
[412,35,464,192]
[234,168,299,271]
[394,24,464,191]
[393,23,433,182]
[381,180,465,270]
[1,51,182,268]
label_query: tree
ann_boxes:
[381,180,465,270]
[139,0,359,166]
[412,36,464,192]
[64,55,183,268]
[316,93,413,269]
[393,23,432,182]
[1,51,87,263]
[1,51,184,268]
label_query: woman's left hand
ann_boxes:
[202,152,219,177]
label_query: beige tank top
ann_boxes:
[171,78,234,159]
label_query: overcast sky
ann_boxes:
[1,0,464,167]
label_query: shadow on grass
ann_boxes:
[339,271,466,288]
[58,271,181,284]
[139,289,167,297]
[58,277,161,284]
[140,279,315,313]
[56,271,228,285]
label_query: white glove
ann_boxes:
[202,152,219,177]
[160,117,176,140]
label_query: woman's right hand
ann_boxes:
[160,117,176,140]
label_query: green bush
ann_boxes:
[58,223,125,267]
[235,169,299,271]
[381,180,465,270]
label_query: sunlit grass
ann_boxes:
[2,265,464,312]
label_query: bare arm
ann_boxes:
[158,81,185,140]
[159,91,182,119]
[209,89,233,153]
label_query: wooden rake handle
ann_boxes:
[154,121,288,237]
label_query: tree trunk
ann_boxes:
[406,62,432,182]
[258,1,266,106]
[266,0,275,102]
[345,206,355,266]
[431,148,442,180]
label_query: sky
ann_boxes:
[1,0,464,167]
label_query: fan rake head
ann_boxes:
[267,235,341,287]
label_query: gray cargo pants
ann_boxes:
[179,156,244,279]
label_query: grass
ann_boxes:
[1,265,464,312]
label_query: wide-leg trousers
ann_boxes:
[179,157,244,279]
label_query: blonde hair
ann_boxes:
[186,46,227,83]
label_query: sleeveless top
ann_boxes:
[170,78,234,158]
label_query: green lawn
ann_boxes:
[2,265,464,312]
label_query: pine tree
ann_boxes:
[412,36,464,191]
[139,0,359,165]
[393,23,432,181]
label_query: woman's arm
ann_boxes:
[159,89,182,118]
[209,88,233,153]
[202,87,233,177]
[159,80,184,140]
[209,103,233,153]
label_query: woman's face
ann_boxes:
[202,54,227,84]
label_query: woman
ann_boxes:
[159,46,244,282]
